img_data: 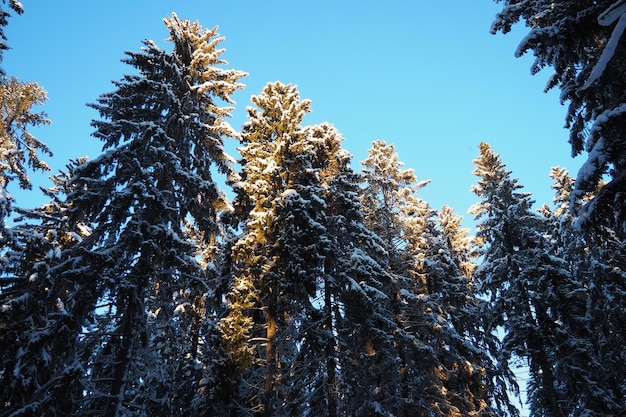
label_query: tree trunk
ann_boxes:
[324,275,338,417]
[263,301,278,417]
[105,290,137,417]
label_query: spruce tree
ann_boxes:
[491,0,626,229]
[553,166,626,415]
[537,167,623,416]
[470,142,576,417]
[0,36,56,412]
[0,76,51,275]
[423,206,503,415]
[26,14,246,416]
[223,86,401,417]
[223,81,322,416]
[360,141,501,416]
[311,125,400,417]
[0,159,90,415]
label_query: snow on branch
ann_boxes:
[581,0,626,90]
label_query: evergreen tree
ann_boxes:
[223,81,322,416]
[438,205,476,279]
[360,141,501,416]
[572,222,626,415]
[0,39,55,412]
[0,159,90,416]
[426,206,507,415]
[470,142,577,417]
[0,76,51,275]
[223,86,401,417]
[536,167,624,416]
[491,0,626,229]
[312,125,400,417]
[359,140,430,271]
[555,168,626,415]
[17,14,245,416]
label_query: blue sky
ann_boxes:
[4,1,582,230]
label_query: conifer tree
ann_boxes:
[223,81,321,416]
[360,141,448,415]
[0,159,91,415]
[360,141,501,416]
[24,14,246,416]
[470,142,575,417]
[438,205,476,279]
[223,86,401,417]
[310,124,400,417]
[553,167,626,415]
[491,0,626,229]
[0,76,51,275]
[359,140,430,270]
[0,40,56,413]
[536,167,623,416]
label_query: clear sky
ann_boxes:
[4,1,582,230]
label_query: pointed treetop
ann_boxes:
[0,77,51,190]
[469,142,533,218]
[163,13,247,106]
[244,81,311,144]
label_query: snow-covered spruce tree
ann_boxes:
[360,140,430,272]
[222,81,327,417]
[470,142,577,417]
[0,159,95,416]
[491,0,626,230]
[0,76,51,275]
[360,141,445,415]
[422,206,510,416]
[535,167,625,416]
[223,85,401,416]
[438,206,476,280]
[557,167,626,415]
[571,216,626,415]
[48,14,245,417]
[308,124,400,417]
[438,206,518,416]
[360,141,500,416]
[223,83,395,417]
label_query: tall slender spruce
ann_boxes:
[470,142,576,417]
[37,14,246,416]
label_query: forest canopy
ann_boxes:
[1,2,626,417]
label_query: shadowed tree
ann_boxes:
[470,142,582,417]
[19,14,246,417]
[0,159,92,416]
[491,0,626,230]
[360,141,502,416]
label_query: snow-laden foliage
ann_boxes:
[2,14,245,417]
[471,142,568,417]
[224,82,322,416]
[471,142,626,416]
[360,140,504,416]
[315,125,399,417]
[0,159,91,415]
[223,84,406,417]
[492,0,626,230]
[550,166,626,416]
[0,77,51,275]
[9,7,626,417]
